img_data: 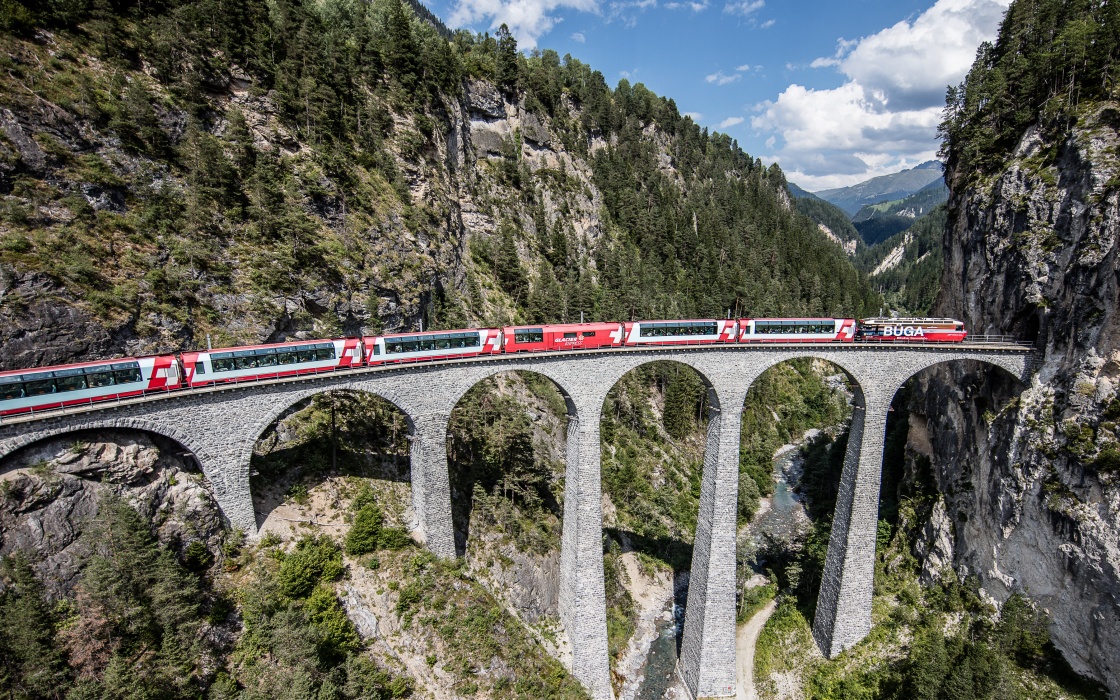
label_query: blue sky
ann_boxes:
[422,0,1012,191]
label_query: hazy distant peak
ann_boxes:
[805,161,945,216]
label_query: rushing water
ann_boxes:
[635,601,684,700]
[750,445,810,548]
[633,442,809,699]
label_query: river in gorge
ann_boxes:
[632,436,813,699]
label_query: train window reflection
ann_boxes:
[23,379,55,395]
[0,378,25,400]
[515,329,544,344]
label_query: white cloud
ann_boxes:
[664,0,708,10]
[607,0,657,25]
[723,0,762,16]
[684,112,703,121]
[755,0,1010,189]
[449,0,600,49]
[571,31,586,42]
[735,64,751,72]
[760,18,774,28]
[824,0,1011,110]
[705,70,741,86]
[717,116,744,129]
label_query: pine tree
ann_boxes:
[496,23,519,93]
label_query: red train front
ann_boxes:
[855,318,967,342]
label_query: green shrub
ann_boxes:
[278,535,344,598]
[305,586,361,658]
[1092,447,1120,473]
[183,541,212,571]
[378,527,412,550]
[345,505,383,555]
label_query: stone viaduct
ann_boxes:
[0,344,1032,699]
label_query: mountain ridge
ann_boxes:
[808,160,945,216]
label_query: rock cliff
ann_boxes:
[0,430,225,598]
[916,102,1120,694]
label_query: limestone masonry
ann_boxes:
[0,345,1031,700]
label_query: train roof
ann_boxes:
[859,317,962,324]
[627,319,726,324]
[185,337,355,356]
[377,328,497,339]
[504,322,619,331]
[741,317,849,321]
[0,355,155,379]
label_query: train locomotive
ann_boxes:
[0,316,966,416]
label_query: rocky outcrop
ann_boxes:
[0,33,614,367]
[915,103,1120,694]
[0,430,225,598]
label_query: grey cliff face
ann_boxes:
[0,430,225,599]
[918,105,1120,694]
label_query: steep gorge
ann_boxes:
[912,1,1120,693]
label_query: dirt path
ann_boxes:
[737,599,778,700]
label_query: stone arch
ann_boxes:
[884,353,1029,399]
[237,382,418,491]
[240,383,419,533]
[0,417,215,484]
[810,349,1030,659]
[594,357,726,692]
[443,367,581,555]
[440,362,585,416]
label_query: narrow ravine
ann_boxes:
[633,437,814,699]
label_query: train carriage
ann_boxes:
[855,318,966,343]
[181,338,364,386]
[366,328,502,364]
[502,322,624,352]
[739,318,856,343]
[623,319,737,346]
[0,355,181,416]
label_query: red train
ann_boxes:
[0,317,966,416]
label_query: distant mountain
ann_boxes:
[853,204,946,316]
[812,161,945,216]
[787,182,822,201]
[850,181,949,246]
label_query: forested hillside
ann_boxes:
[855,206,946,316]
[0,0,877,372]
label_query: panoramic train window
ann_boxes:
[564,332,577,339]
[210,344,336,372]
[0,360,147,400]
[754,320,835,334]
[111,363,143,384]
[384,332,481,354]
[22,373,55,396]
[514,329,545,344]
[86,370,115,388]
[639,322,718,337]
[54,368,88,392]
